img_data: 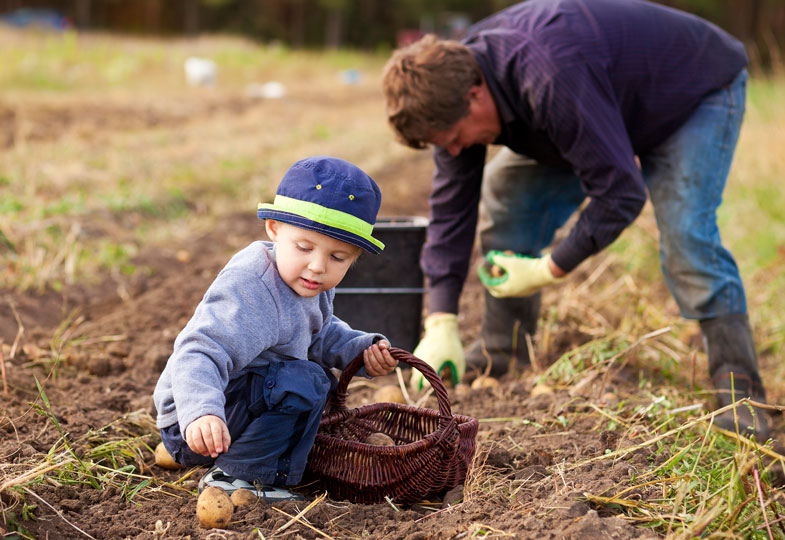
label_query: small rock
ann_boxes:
[60,498,83,512]
[515,465,548,481]
[106,341,130,358]
[486,447,513,469]
[441,485,464,508]
[87,356,111,377]
[566,500,591,517]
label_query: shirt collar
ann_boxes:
[471,49,516,127]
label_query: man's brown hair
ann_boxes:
[382,34,483,149]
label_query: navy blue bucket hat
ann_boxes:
[257,156,385,254]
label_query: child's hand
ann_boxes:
[185,415,231,458]
[363,340,398,376]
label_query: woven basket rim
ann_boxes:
[316,401,477,454]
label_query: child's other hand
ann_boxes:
[185,415,231,458]
[363,340,398,376]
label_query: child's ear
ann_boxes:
[264,219,279,240]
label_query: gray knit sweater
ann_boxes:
[154,241,383,431]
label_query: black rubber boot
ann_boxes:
[701,313,770,441]
[465,291,540,377]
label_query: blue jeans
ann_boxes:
[479,70,748,320]
[160,359,332,486]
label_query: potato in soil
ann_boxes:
[231,488,257,507]
[530,383,554,397]
[374,384,406,404]
[197,486,233,529]
[471,375,500,389]
[154,442,184,470]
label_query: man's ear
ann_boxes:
[264,219,278,240]
[466,84,483,102]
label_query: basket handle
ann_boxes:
[326,347,453,420]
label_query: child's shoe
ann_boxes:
[198,465,305,502]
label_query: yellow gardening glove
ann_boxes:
[410,313,465,392]
[478,251,564,298]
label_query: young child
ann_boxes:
[153,156,397,502]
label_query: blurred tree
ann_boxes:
[666,0,784,71]
[319,0,346,48]
[1,0,782,70]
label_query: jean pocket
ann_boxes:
[248,359,331,416]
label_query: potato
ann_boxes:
[373,385,406,404]
[530,383,554,397]
[601,392,619,406]
[230,488,257,507]
[364,432,395,446]
[154,442,184,470]
[196,486,233,529]
[471,375,500,389]
[453,383,471,398]
[482,261,506,278]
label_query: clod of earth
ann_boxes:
[196,486,233,529]
[153,442,184,470]
[373,384,407,404]
[364,432,396,446]
[230,488,257,507]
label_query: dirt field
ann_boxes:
[1,33,783,540]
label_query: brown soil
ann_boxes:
[0,91,761,540]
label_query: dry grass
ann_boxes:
[0,27,409,292]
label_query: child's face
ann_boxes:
[265,220,361,297]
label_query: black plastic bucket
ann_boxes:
[333,216,428,352]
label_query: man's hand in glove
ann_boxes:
[478,251,565,298]
[410,313,465,391]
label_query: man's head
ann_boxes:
[257,156,385,296]
[382,34,501,154]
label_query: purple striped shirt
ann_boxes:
[424,0,747,314]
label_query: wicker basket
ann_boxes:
[305,348,479,504]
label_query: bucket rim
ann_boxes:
[373,216,428,229]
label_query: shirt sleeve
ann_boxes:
[168,267,281,431]
[422,144,486,314]
[518,56,647,272]
[308,313,384,371]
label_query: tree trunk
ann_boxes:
[74,0,91,29]
[325,7,343,49]
[184,0,200,35]
[290,0,306,48]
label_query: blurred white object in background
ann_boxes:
[184,57,217,87]
[244,81,287,99]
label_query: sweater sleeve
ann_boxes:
[422,144,486,314]
[308,294,385,371]
[166,266,280,431]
